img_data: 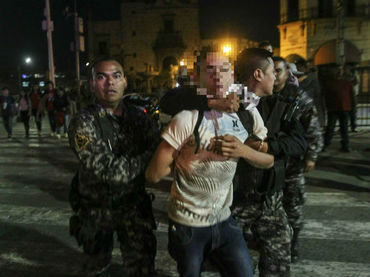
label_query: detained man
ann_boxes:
[145,51,274,277]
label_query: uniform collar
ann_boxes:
[95,101,124,118]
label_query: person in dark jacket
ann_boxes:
[273,57,323,263]
[29,84,43,136]
[323,66,354,152]
[68,57,159,277]
[38,80,56,136]
[159,49,308,277]
[53,87,70,139]
[0,87,16,138]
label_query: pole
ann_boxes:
[336,0,345,66]
[45,0,55,85]
[74,0,81,97]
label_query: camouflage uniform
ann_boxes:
[68,102,159,277]
[233,93,308,277]
[233,191,292,276]
[279,84,323,261]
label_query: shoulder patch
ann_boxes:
[74,133,91,151]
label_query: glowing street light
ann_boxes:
[18,56,33,90]
[179,60,185,66]
[222,45,232,55]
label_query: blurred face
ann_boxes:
[199,52,233,98]
[90,60,127,108]
[47,83,53,90]
[274,60,289,92]
[2,89,9,97]
[258,57,276,96]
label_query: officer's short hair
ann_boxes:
[90,56,124,80]
[295,58,307,69]
[272,56,289,69]
[1,86,9,91]
[236,48,273,83]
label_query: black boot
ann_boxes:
[291,228,300,263]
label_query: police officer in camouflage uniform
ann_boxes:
[230,51,309,277]
[273,57,323,263]
[68,57,158,277]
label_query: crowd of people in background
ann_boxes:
[0,81,75,140]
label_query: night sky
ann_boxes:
[0,0,279,72]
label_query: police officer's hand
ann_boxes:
[304,159,315,172]
[208,93,239,113]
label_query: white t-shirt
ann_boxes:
[162,109,267,227]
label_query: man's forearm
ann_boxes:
[145,141,174,184]
[145,165,170,184]
[241,144,274,169]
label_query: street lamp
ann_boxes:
[18,56,32,91]
[222,45,232,56]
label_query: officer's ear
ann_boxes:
[253,68,264,82]
[123,76,128,90]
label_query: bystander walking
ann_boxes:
[53,87,70,139]
[29,84,43,136]
[0,87,16,138]
[17,90,32,138]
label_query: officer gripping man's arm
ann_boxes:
[69,116,156,188]
[68,57,158,277]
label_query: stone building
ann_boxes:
[88,0,201,93]
[87,0,257,93]
[278,0,370,96]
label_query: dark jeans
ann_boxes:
[20,111,30,136]
[324,111,350,148]
[168,216,253,277]
[47,111,56,132]
[2,115,13,136]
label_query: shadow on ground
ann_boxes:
[0,222,84,277]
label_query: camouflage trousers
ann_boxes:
[283,173,306,230]
[232,191,293,277]
[70,203,157,277]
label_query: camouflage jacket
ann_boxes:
[278,84,323,175]
[68,101,160,208]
